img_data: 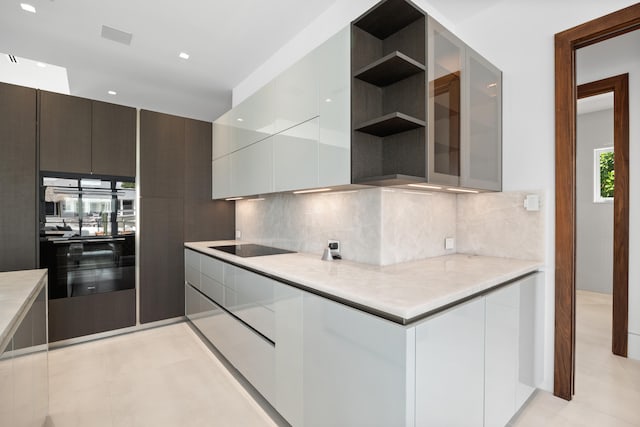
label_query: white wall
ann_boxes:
[576,108,614,294]
[231,0,639,391]
[452,0,639,388]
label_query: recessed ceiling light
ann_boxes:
[20,3,36,13]
[108,90,117,95]
[36,62,46,68]
[179,52,190,60]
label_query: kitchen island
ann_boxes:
[185,241,544,426]
[0,269,49,427]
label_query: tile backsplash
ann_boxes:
[235,188,545,265]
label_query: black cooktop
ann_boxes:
[211,244,295,258]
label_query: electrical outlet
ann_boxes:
[445,237,455,250]
[328,239,341,259]
[235,230,242,240]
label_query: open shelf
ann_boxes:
[354,51,425,87]
[354,0,425,39]
[354,174,426,186]
[355,112,426,137]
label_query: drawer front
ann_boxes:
[185,250,200,288]
[225,287,275,342]
[185,283,275,404]
[201,274,224,307]
[201,254,224,283]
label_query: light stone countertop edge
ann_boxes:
[185,241,543,325]
[0,269,48,353]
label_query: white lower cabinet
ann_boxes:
[185,250,543,427]
[302,293,411,427]
[185,283,275,403]
[415,297,486,427]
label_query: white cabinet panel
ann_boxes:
[228,82,275,153]
[485,284,519,427]
[516,273,544,407]
[201,274,224,307]
[230,138,274,197]
[185,283,275,404]
[212,156,231,199]
[303,293,410,427]
[212,116,232,160]
[274,52,318,134]
[184,249,200,288]
[201,254,224,284]
[415,297,485,427]
[273,118,319,192]
[317,26,351,187]
[274,284,304,427]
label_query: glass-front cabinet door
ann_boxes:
[428,17,464,187]
[461,48,502,191]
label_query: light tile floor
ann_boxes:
[46,290,640,426]
[511,290,640,426]
[45,323,278,427]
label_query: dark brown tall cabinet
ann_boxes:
[39,90,136,177]
[0,82,37,271]
[140,110,234,324]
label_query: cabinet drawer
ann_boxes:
[201,254,224,283]
[201,274,224,307]
[185,284,275,403]
[225,287,275,342]
[185,250,200,287]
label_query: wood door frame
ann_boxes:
[577,74,630,354]
[554,4,640,401]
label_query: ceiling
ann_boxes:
[0,0,339,121]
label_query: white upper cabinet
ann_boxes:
[230,137,274,197]
[273,118,320,192]
[317,26,351,188]
[212,27,351,199]
[274,50,319,134]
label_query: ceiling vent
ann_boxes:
[101,25,133,46]
[7,54,18,63]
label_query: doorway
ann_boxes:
[554,5,639,400]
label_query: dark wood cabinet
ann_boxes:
[39,91,92,174]
[139,112,234,323]
[39,91,136,177]
[91,100,136,177]
[139,197,185,323]
[140,110,185,198]
[48,289,136,342]
[184,118,235,241]
[0,82,37,271]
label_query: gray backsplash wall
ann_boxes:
[235,188,544,265]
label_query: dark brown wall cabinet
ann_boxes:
[351,0,502,191]
[39,91,136,177]
[0,82,38,271]
[139,110,234,324]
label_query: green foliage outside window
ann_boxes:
[599,151,614,198]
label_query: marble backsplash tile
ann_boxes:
[236,189,383,264]
[456,191,545,261]
[235,188,545,265]
[380,189,457,265]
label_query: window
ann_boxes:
[594,146,614,203]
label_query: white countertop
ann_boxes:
[0,269,48,352]
[185,241,542,324]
